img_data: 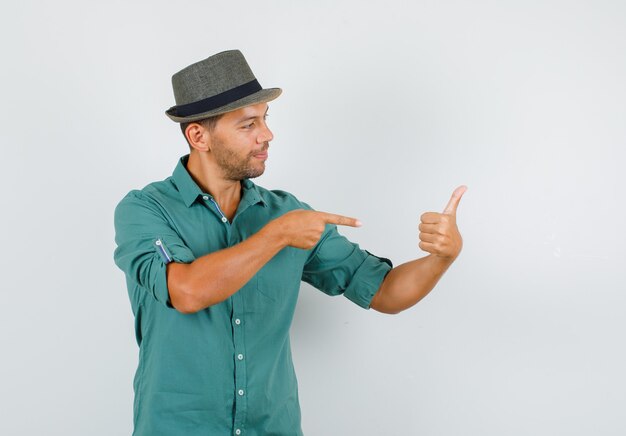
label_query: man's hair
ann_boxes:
[180,114,224,148]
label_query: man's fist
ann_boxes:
[418,186,467,260]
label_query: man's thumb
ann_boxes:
[443,185,468,215]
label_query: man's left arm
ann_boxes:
[370,186,467,314]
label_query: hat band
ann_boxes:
[171,79,262,117]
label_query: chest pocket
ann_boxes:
[254,247,305,308]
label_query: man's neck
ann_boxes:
[186,152,242,220]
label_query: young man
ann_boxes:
[114,49,466,436]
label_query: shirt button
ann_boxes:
[235,430,241,435]
[234,318,241,325]
[202,195,209,201]
[221,216,228,223]
[238,389,245,396]
[237,354,244,361]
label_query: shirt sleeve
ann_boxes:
[301,224,393,309]
[113,190,196,308]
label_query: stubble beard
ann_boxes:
[212,139,268,181]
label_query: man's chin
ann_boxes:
[251,162,267,178]
[247,170,265,179]
[243,164,265,180]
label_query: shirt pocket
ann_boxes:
[255,247,304,305]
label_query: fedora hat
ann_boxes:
[165,50,282,123]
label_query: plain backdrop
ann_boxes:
[1,1,625,435]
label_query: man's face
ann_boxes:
[208,103,273,181]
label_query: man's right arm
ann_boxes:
[167,210,361,313]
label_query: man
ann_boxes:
[113,49,466,436]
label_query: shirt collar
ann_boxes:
[172,155,267,209]
[172,155,203,207]
[239,177,268,211]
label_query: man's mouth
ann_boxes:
[252,144,269,160]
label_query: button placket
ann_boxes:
[201,194,230,225]
[232,288,247,431]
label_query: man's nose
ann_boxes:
[257,123,274,143]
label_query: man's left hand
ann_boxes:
[418,186,467,260]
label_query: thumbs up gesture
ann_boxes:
[418,186,467,260]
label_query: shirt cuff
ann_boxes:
[343,251,393,309]
[151,237,196,307]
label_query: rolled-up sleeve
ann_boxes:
[113,191,195,307]
[301,225,393,309]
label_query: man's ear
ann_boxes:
[185,123,211,152]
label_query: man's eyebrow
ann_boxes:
[234,106,270,124]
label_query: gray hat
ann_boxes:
[165,50,282,123]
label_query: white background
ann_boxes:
[1,1,625,435]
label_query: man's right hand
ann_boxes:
[168,209,361,313]
[269,209,362,250]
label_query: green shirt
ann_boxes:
[113,155,392,436]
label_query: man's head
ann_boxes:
[166,50,281,181]
[182,102,273,181]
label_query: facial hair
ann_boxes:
[211,137,268,181]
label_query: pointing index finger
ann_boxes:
[443,185,468,215]
[319,212,362,228]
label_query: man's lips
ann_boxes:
[253,151,268,160]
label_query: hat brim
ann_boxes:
[165,88,282,123]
